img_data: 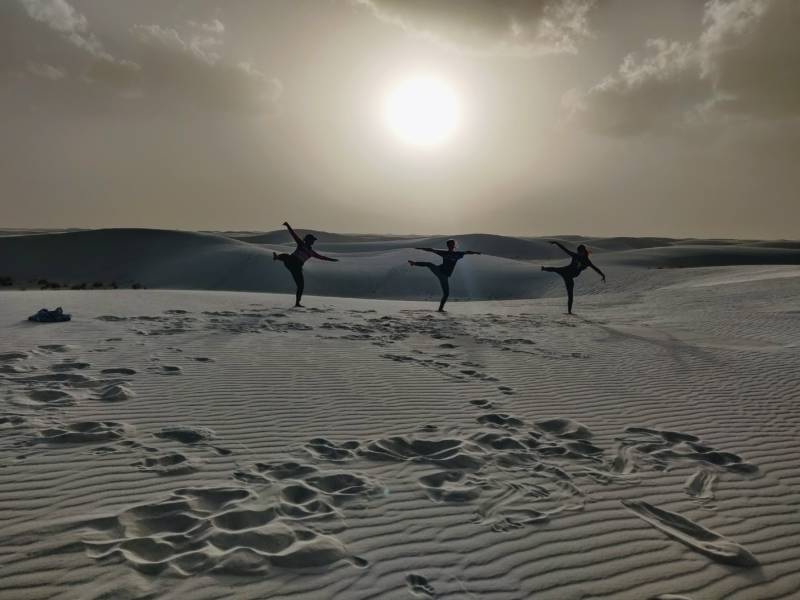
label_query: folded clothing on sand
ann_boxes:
[29,307,71,323]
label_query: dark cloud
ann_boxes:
[702,0,800,118]
[566,0,800,134]
[2,1,280,115]
[93,22,283,114]
[354,0,598,55]
[562,38,709,134]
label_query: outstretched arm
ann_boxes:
[549,240,576,257]
[589,260,606,281]
[310,249,338,262]
[464,250,481,255]
[283,221,303,245]
[414,247,436,253]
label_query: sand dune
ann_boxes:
[1,261,799,599]
[2,229,799,303]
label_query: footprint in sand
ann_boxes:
[304,438,360,462]
[154,426,231,455]
[234,460,318,484]
[101,367,137,375]
[612,426,758,475]
[0,414,28,427]
[16,372,96,386]
[51,361,91,371]
[0,351,30,361]
[535,417,593,440]
[418,471,482,503]
[33,421,133,445]
[685,469,717,504]
[98,384,136,402]
[24,389,76,407]
[470,399,495,409]
[417,424,439,433]
[93,440,158,455]
[37,344,74,353]
[83,482,368,576]
[152,365,182,375]
[477,413,524,431]
[406,573,436,598]
[154,426,215,445]
[135,452,197,476]
[360,437,484,470]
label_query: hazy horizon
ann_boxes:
[3,0,799,238]
[2,226,799,243]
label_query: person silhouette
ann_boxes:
[274,222,338,307]
[408,239,481,312]
[542,241,605,314]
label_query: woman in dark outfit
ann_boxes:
[408,239,481,312]
[274,222,338,307]
[542,241,606,314]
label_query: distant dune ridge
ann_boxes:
[0,228,799,300]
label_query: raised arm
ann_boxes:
[464,250,481,255]
[283,221,303,245]
[549,240,576,257]
[588,260,606,281]
[309,248,338,262]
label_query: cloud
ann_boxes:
[566,0,800,135]
[701,0,800,118]
[7,0,139,88]
[116,23,282,113]
[562,39,709,135]
[4,0,280,115]
[20,0,86,33]
[354,0,598,56]
[189,19,225,35]
[20,0,107,59]
[26,61,66,80]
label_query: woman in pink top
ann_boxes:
[274,222,338,307]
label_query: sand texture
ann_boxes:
[0,230,799,599]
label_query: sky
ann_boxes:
[1,0,799,238]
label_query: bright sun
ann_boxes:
[384,76,460,147]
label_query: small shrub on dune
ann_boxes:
[0,276,12,287]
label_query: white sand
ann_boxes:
[1,230,799,599]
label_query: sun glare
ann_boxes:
[384,76,460,147]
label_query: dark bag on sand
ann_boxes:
[28,307,71,323]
